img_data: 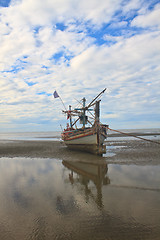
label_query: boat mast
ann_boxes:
[82,97,86,128]
[95,100,100,124]
[69,105,72,128]
[64,88,106,129]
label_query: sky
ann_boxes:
[0,0,160,132]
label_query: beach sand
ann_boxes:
[0,136,159,165]
[0,134,160,240]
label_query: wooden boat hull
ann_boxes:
[61,126,108,155]
[64,132,105,145]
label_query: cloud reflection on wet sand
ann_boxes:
[0,157,160,240]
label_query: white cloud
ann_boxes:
[103,113,119,119]
[122,0,142,12]
[103,34,124,42]
[5,0,122,28]
[131,3,160,29]
[0,0,160,131]
[108,21,128,29]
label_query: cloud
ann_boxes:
[0,0,160,131]
[5,0,122,28]
[131,3,160,29]
[122,0,142,13]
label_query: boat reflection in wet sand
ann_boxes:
[61,89,109,155]
[62,161,110,209]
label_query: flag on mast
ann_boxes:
[53,90,59,98]
[53,90,67,110]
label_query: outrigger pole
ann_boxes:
[87,88,106,108]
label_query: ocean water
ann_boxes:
[0,131,61,141]
[0,157,160,240]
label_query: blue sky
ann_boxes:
[0,0,160,132]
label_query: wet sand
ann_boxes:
[0,135,159,165]
[0,134,160,240]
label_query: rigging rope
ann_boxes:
[107,127,160,145]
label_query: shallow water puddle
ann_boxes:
[0,157,160,240]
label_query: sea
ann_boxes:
[0,129,160,240]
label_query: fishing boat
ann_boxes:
[61,88,109,155]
